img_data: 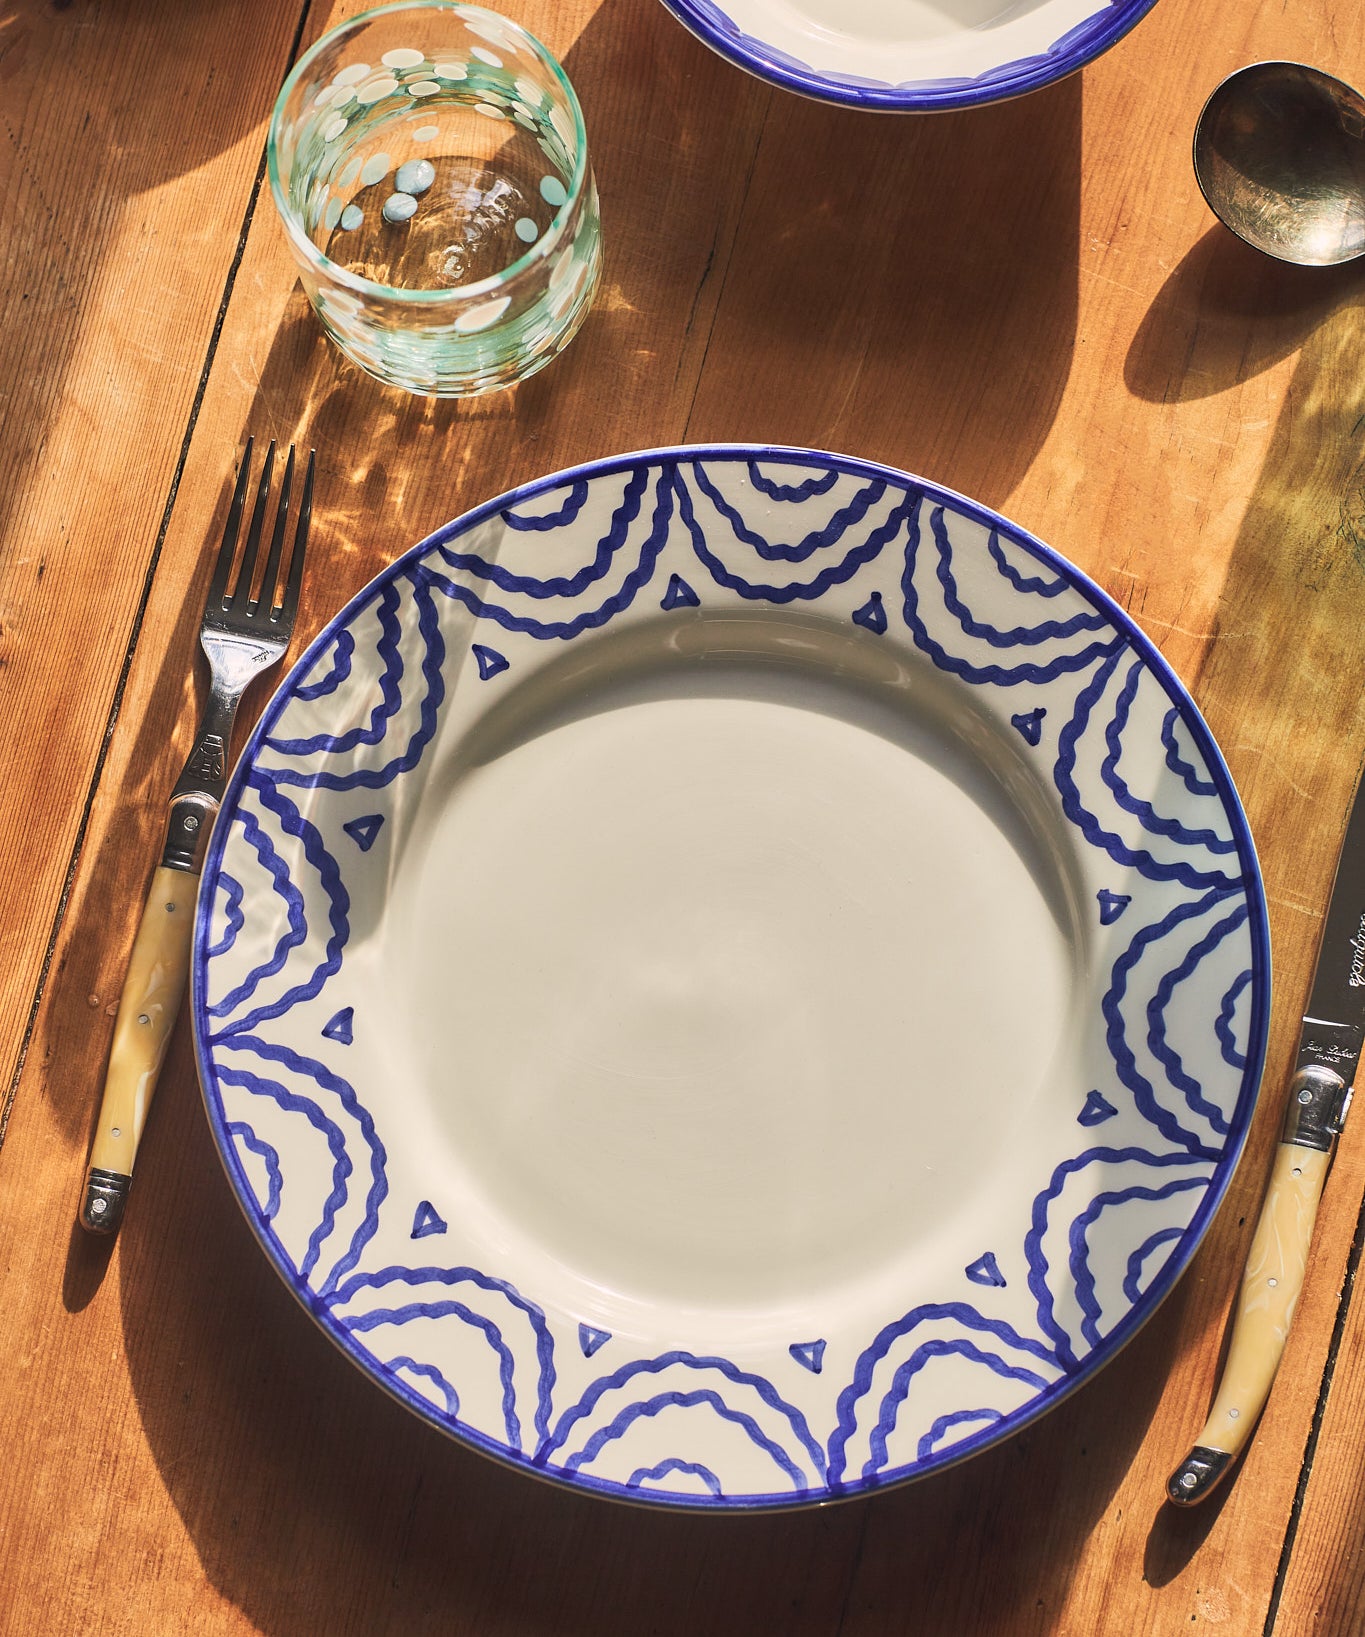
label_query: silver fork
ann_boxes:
[81,439,314,1236]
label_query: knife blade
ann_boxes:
[1167,764,1364,1505]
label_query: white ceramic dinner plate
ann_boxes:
[656,0,1160,110]
[194,446,1268,1509]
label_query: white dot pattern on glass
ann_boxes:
[466,15,521,50]
[382,192,419,224]
[549,249,575,290]
[549,259,587,316]
[358,75,399,104]
[323,115,348,142]
[539,174,568,209]
[395,159,435,195]
[549,104,575,152]
[286,3,600,393]
[455,295,511,332]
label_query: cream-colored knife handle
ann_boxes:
[80,865,197,1234]
[1167,1140,1330,1504]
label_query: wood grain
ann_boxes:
[3,0,1365,1631]
[0,0,308,1136]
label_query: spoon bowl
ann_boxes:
[1194,61,1365,266]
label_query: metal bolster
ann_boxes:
[1167,1445,1233,1506]
[161,793,218,873]
[1282,1062,1353,1151]
[81,1168,131,1235]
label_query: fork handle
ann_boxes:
[80,865,197,1234]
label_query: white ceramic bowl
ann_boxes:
[657,0,1159,110]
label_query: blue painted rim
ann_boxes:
[656,0,1161,112]
[192,442,1270,1510]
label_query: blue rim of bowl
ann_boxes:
[192,442,1270,1511]
[656,0,1162,111]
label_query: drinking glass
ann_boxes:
[268,2,602,396]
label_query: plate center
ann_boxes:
[385,658,1079,1317]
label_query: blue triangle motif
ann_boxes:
[851,592,887,635]
[1010,708,1046,747]
[789,1339,826,1374]
[321,1007,354,1045]
[578,1323,611,1357]
[966,1252,1006,1288]
[660,572,700,611]
[342,813,384,852]
[410,1200,447,1239]
[472,643,509,681]
[1079,1089,1117,1127]
[1097,889,1132,925]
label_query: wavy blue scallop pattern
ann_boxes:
[656,0,1159,112]
[195,447,1267,1512]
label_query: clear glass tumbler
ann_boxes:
[268,2,602,396]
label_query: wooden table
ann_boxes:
[3,0,1365,1630]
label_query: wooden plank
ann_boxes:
[0,0,309,1138]
[1271,1215,1365,1634]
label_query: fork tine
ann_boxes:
[227,439,276,608]
[275,448,314,627]
[205,436,255,611]
[252,445,295,615]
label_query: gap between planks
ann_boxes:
[1264,1179,1365,1634]
[0,0,316,1156]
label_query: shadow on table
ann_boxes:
[1124,226,1365,405]
[674,68,1084,509]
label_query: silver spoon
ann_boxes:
[1193,61,1365,266]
